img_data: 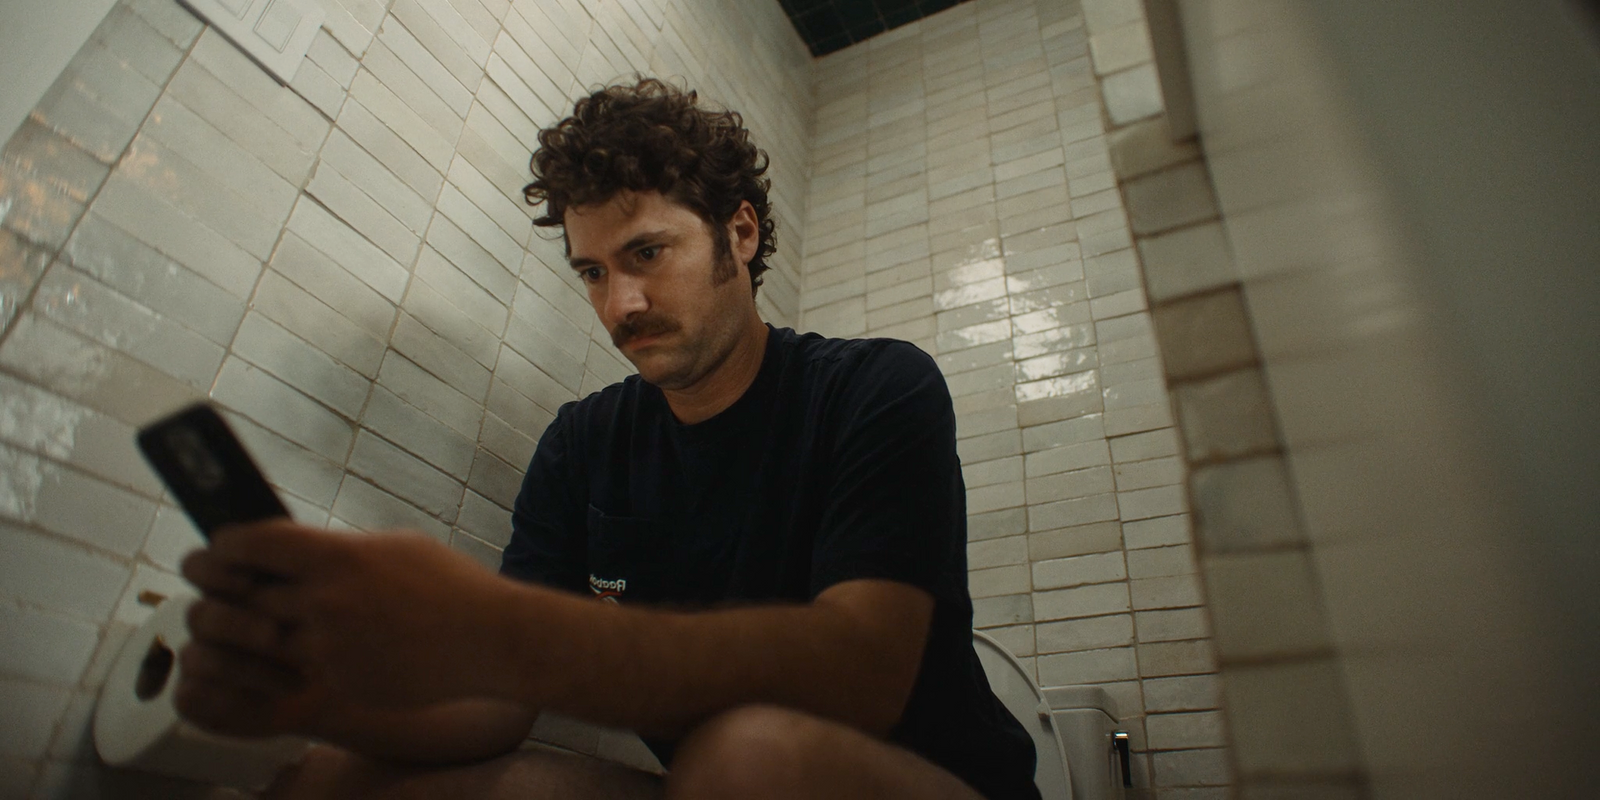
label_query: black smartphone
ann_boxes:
[136,402,288,540]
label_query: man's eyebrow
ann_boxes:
[567,230,672,269]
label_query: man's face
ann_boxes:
[565,191,751,390]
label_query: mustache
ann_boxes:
[611,314,679,348]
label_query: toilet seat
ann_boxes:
[972,630,1075,800]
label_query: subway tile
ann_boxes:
[253,269,387,378]
[0,124,103,250]
[308,161,423,265]
[968,534,1029,570]
[348,429,464,522]
[968,507,1028,542]
[141,504,205,573]
[165,59,321,184]
[1189,456,1303,553]
[288,199,410,303]
[1029,491,1120,531]
[0,372,159,497]
[1124,162,1217,237]
[378,351,484,438]
[1137,607,1212,644]
[1100,63,1165,126]
[1131,574,1205,611]
[1110,427,1179,462]
[494,343,577,417]
[1145,710,1225,751]
[1124,514,1193,549]
[1203,550,1330,659]
[1012,323,1095,360]
[31,42,161,163]
[1128,544,1198,579]
[0,315,201,428]
[270,232,397,341]
[32,262,226,391]
[1151,287,1255,380]
[0,521,130,622]
[319,130,435,235]
[1034,581,1130,622]
[448,153,530,247]
[331,475,452,541]
[391,313,491,403]
[91,177,262,299]
[1115,456,1184,491]
[1119,484,1188,520]
[450,530,502,571]
[457,489,513,548]
[0,679,70,760]
[984,623,1037,658]
[350,69,456,171]
[0,230,51,331]
[1026,465,1115,504]
[956,405,1020,440]
[974,593,1034,629]
[502,310,584,393]
[0,605,98,685]
[338,97,447,200]
[1024,439,1111,478]
[0,442,156,558]
[361,385,477,481]
[222,410,345,508]
[969,564,1031,598]
[62,214,245,345]
[1153,747,1231,788]
[963,456,1025,490]
[1173,369,1279,463]
[1144,674,1222,713]
[1139,221,1235,302]
[437,183,522,274]
[1033,550,1127,590]
[390,0,488,91]
[231,312,371,419]
[1037,646,1138,685]
[1036,613,1134,654]
[212,357,356,462]
[956,428,1023,467]
[1028,519,1122,561]
[142,95,299,216]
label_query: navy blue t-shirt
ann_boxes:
[500,325,1039,800]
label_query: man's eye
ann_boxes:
[581,267,604,283]
[637,246,659,261]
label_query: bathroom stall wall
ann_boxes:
[1126,0,1600,797]
[0,0,812,794]
[797,1,1230,796]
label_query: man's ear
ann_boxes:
[729,200,760,267]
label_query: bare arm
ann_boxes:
[308,698,536,765]
[485,577,935,738]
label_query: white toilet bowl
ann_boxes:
[972,630,1130,800]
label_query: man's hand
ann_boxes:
[179,521,521,732]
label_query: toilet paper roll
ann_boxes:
[94,595,311,790]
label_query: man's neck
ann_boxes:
[662,320,769,425]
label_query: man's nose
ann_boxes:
[604,271,649,323]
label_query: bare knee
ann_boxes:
[666,705,826,800]
[262,744,387,799]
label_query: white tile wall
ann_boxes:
[796,2,1227,796]
[0,0,812,791]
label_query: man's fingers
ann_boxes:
[208,520,345,581]
[180,549,257,600]
[187,598,290,657]
[179,641,304,696]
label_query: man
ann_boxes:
[178,78,1039,800]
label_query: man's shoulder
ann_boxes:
[772,327,938,382]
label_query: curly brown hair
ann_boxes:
[524,77,777,296]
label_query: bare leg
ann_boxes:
[666,704,987,800]
[263,742,662,800]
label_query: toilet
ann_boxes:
[973,630,1129,800]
